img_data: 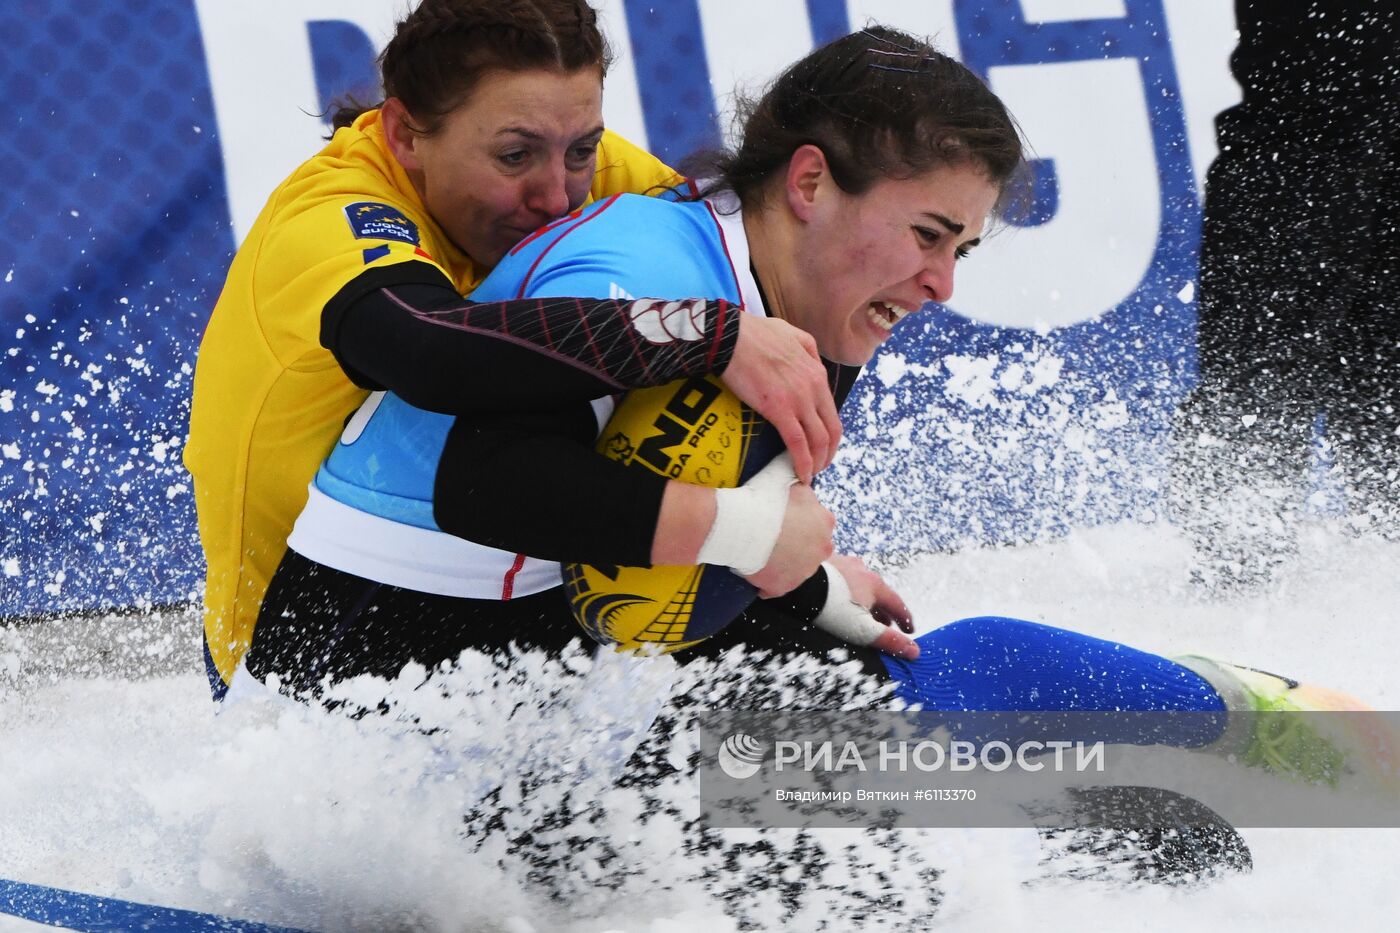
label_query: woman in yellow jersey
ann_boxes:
[185,0,844,699]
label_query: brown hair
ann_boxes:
[694,26,1027,217]
[331,0,612,133]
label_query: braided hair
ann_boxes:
[331,0,611,133]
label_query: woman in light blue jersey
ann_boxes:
[241,26,1027,695]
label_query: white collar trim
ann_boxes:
[704,196,767,318]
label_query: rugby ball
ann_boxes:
[563,374,783,652]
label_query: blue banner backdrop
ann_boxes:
[0,0,1237,617]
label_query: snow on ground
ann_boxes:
[1,520,1398,932]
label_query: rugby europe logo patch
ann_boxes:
[343,201,420,245]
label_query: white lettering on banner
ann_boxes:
[697,0,964,146]
[1161,0,1242,198]
[1019,0,1127,23]
[765,739,1109,773]
[197,0,652,244]
[591,0,649,150]
[774,741,801,768]
[773,741,870,771]
[194,0,399,244]
[951,58,1160,330]
[980,740,1014,772]
[949,740,978,771]
[1078,741,1107,771]
[698,0,813,144]
[1046,740,1074,770]
[775,790,854,803]
[193,0,1237,329]
[1016,741,1046,771]
[912,741,945,771]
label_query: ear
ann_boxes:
[783,144,831,223]
[380,98,423,172]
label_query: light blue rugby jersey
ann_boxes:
[304,193,756,556]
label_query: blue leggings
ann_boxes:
[880,617,1227,747]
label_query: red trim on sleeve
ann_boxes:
[509,206,587,256]
[620,304,657,384]
[501,551,527,601]
[705,299,729,371]
[374,288,627,388]
[574,297,608,370]
[537,299,554,349]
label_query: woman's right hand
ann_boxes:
[655,453,832,588]
[723,315,842,485]
[743,482,835,598]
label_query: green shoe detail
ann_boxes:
[1177,656,1377,788]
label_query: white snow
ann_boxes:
[1,522,1397,931]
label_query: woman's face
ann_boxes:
[384,67,604,267]
[785,157,1001,366]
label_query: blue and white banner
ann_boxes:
[0,0,1240,617]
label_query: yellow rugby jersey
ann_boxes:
[185,109,680,689]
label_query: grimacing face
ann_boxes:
[786,159,1002,366]
[383,67,604,267]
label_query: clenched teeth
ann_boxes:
[866,301,910,331]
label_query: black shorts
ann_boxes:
[246,549,889,696]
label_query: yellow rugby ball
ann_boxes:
[563,374,782,652]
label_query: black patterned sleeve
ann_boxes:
[320,260,741,415]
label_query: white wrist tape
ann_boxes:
[812,561,888,647]
[696,452,797,575]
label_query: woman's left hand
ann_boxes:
[817,555,919,659]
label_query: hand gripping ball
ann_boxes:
[563,375,783,653]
